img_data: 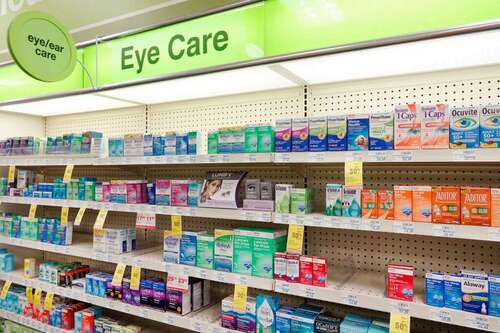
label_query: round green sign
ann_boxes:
[7,11,77,82]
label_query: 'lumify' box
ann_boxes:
[461,270,489,314]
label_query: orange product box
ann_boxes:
[394,186,413,221]
[492,188,500,227]
[362,189,378,219]
[431,186,460,224]
[412,186,432,222]
[377,190,394,220]
[394,103,421,150]
[461,187,491,226]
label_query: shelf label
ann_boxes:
[274,213,289,224]
[94,209,108,229]
[63,164,74,182]
[345,160,363,186]
[391,301,410,315]
[171,215,182,237]
[275,153,291,163]
[28,204,37,219]
[167,274,189,292]
[112,263,127,286]
[369,151,388,162]
[44,291,55,311]
[222,154,231,163]
[344,294,359,306]
[389,313,410,333]
[0,281,11,299]
[302,286,316,298]
[130,266,141,290]
[233,284,248,311]
[309,152,325,162]
[429,308,452,323]
[392,151,413,161]
[467,315,491,331]
[488,228,500,241]
[393,222,415,234]
[432,224,456,238]
[34,288,42,307]
[136,212,156,229]
[311,215,323,226]
[26,287,33,304]
[247,153,257,162]
[453,149,477,161]
[368,219,382,231]
[7,165,15,183]
[74,207,86,226]
[286,224,304,254]
[61,207,69,225]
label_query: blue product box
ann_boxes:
[143,134,153,156]
[444,274,462,310]
[425,272,444,307]
[153,135,165,156]
[292,118,309,152]
[479,105,500,148]
[256,295,280,333]
[276,306,295,333]
[275,119,292,153]
[327,115,347,151]
[165,132,176,155]
[188,131,198,155]
[343,314,372,325]
[450,106,480,148]
[461,270,489,314]
[339,320,370,333]
[347,115,369,151]
[147,183,156,205]
[309,117,327,152]
[180,231,202,266]
[176,133,188,155]
[489,274,500,317]
[290,310,318,333]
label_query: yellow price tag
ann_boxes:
[61,207,69,225]
[26,287,33,304]
[7,165,15,183]
[94,209,108,229]
[34,288,42,307]
[130,266,141,290]
[44,291,55,311]
[0,281,12,299]
[112,263,126,286]
[171,215,182,237]
[390,313,410,333]
[345,160,363,186]
[63,164,74,183]
[233,284,248,311]
[28,204,37,219]
[74,207,86,226]
[286,224,304,254]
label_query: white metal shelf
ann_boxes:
[0,270,240,333]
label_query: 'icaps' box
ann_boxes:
[421,104,450,149]
[480,105,500,148]
[395,104,421,150]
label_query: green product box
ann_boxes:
[257,125,275,153]
[20,217,30,239]
[70,134,83,154]
[275,184,293,213]
[252,228,287,278]
[291,188,313,215]
[207,131,219,154]
[84,182,95,201]
[233,228,255,275]
[245,126,258,153]
[196,232,215,270]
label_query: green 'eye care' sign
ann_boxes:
[7,11,77,82]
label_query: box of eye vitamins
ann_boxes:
[450,106,480,148]
[479,105,500,148]
[327,115,347,151]
[421,104,450,149]
[369,112,394,150]
[275,119,292,153]
[461,187,490,226]
[292,118,309,152]
[309,117,327,152]
[394,104,421,150]
[347,115,369,151]
[431,186,460,224]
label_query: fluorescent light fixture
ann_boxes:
[98,65,297,104]
[0,94,138,116]
[280,29,500,84]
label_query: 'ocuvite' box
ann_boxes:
[480,104,500,148]
[421,104,450,149]
[461,270,489,315]
[395,104,421,150]
[347,114,369,151]
[327,115,347,151]
[450,106,480,148]
[369,112,394,150]
[309,117,327,152]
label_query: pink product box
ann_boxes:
[274,252,287,281]
[155,179,171,206]
[286,253,300,283]
[312,256,327,287]
[102,182,111,202]
[126,182,138,204]
[299,256,313,285]
[171,180,189,207]
[140,182,148,203]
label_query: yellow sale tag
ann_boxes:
[390,313,410,333]
[0,281,11,299]
[345,160,363,186]
[286,224,304,254]
[112,263,126,286]
[130,266,141,290]
[44,291,55,311]
[26,287,33,304]
[171,215,182,237]
[74,207,86,226]
[63,164,74,183]
[94,209,108,229]
[233,284,248,311]
[28,204,37,219]
[61,207,69,225]
[34,288,42,307]
[7,165,15,183]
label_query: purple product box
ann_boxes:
[237,296,257,333]
[171,180,189,207]
[140,279,154,306]
[152,279,167,311]
[167,288,192,315]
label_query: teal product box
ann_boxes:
[258,125,275,153]
[343,314,371,326]
[256,295,281,333]
[276,306,295,333]
[233,228,255,275]
[196,233,214,270]
[342,186,361,217]
[180,231,205,266]
[347,114,369,151]
[207,131,219,154]
[218,128,231,154]
[188,131,198,155]
[214,229,234,272]
[275,184,293,213]
[369,112,394,150]
[176,133,188,155]
[450,106,480,148]
[70,134,83,154]
[489,274,500,317]
[275,119,292,153]
[368,319,389,333]
[0,252,14,272]
[461,270,489,314]
[325,184,343,217]
[232,127,246,153]
[245,126,258,153]
[479,105,500,148]
[308,117,327,152]
[290,310,318,333]
[444,274,462,310]
[292,118,309,152]
[290,188,312,215]
[252,229,287,278]
[188,181,201,207]
[165,132,177,155]
[425,272,444,307]
[339,320,370,333]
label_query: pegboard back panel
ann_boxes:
[148,87,304,154]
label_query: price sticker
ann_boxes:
[432,224,456,238]
[171,215,182,237]
[275,153,290,163]
[389,313,410,333]
[7,165,15,183]
[233,284,248,311]
[74,207,86,226]
[0,280,11,299]
[345,160,363,186]
[28,204,37,219]
[61,207,69,225]
[94,209,108,229]
[286,224,304,254]
[111,263,127,286]
[136,212,156,229]
[34,288,42,307]
[130,266,141,290]
[63,164,74,182]
[167,274,189,292]
[26,287,33,304]
[44,291,55,311]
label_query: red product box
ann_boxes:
[312,256,328,287]
[387,264,414,301]
[82,309,95,332]
[39,309,50,324]
[286,253,300,283]
[299,256,313,285]
[274,252,287,281]
[62,307,75,330]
